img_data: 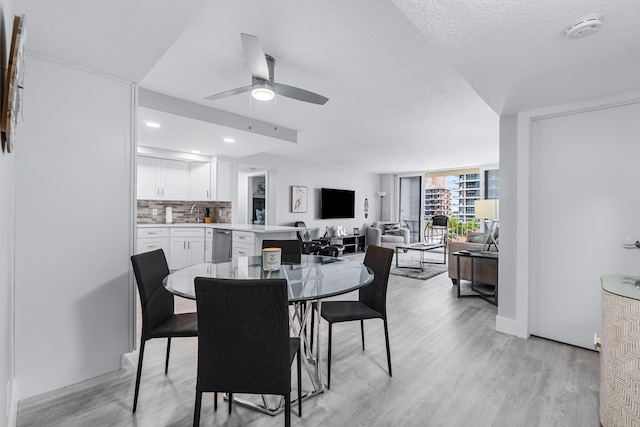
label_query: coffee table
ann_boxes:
[395,242,446,270]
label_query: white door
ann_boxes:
[529,101,640,349]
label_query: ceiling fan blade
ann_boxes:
[273,83,329,105]
[205,85,252,101]
[241,33,270,81]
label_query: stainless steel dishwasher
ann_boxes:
[212,229,232,262]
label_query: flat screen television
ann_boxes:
[321,188,355,219]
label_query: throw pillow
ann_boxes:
[383,223,400,231]
[467,233,488,243]
[386,229,403,236]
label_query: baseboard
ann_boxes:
[7,379,17,427]
[496,315,519,337]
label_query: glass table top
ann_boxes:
[163,255,374,302]
[601,274,640,301]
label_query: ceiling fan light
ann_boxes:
[251,86,275,101]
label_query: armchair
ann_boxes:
[367,221,410,249]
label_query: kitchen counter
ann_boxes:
[137,223,305,233]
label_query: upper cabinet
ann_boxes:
[137,157,189,200]
[189,162,213,201]
[189,160,233,201]
[138,156,233,202]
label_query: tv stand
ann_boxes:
[330,234,365,254]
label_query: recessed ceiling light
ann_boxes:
[144,121,160,128]
[191,150,201,154]
[224,138,235,143]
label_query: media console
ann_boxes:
[329,234,366,254]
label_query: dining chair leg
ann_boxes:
[360,320,365,351]
[132,337,146,413]
[285,392,291,427]
[309,307,315,353]
[297,346,302,417]
[165,337,172,374]
[193,390,202,427]
[383,318,392,377]
[327,322,333,389]
[214,392,217,411]
[228,393,233,414]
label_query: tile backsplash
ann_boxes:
[137,200,232,224]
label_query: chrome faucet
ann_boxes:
[190,204,202,223]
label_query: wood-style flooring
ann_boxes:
[17,253,600,426]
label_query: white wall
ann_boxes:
[236,153,380,238]
[0,1,16,424]
[14,56,134,399]
[499,89,640,343]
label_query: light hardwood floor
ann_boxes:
[17,254,600,426]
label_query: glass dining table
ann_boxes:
[163,254,374,415]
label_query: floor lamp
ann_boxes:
[376,192,386,220]
[474,199,499,253]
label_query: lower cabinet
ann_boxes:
[136,227,170,262]
[169,228,205,270]
[232,230,255,257]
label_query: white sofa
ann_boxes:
[367,221,410,249]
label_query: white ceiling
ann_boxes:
[13,0,640,174]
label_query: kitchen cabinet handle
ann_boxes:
[188,241,191,249]
[147,245,158,249]
[147,232,158,235]
[157,188,160,197]
[183,241,186,249]
[162,188,165,196]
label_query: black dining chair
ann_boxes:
[193,278,301,427]
[262,239,302,263]
[130,249,198,413]
[312,244,394,389]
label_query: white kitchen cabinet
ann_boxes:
[169,228,205,270]
[137,156,189,200]
[136,227,170,264]
[232,230,255,257]
[190,162,212,200]
[137,156,160,199]
[189,160,233,201]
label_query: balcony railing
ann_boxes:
[424,214,480,243]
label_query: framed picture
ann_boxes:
[353,227,360,236]
[291,186,308,213]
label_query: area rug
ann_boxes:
[390,263,448,280]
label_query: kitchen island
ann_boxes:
[136,223,305,269]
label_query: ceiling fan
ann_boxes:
[205,33,329,105]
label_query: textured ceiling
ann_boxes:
[392,0,640,115]
[12,0,639,173]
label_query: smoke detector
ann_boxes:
[565,16,603,39]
